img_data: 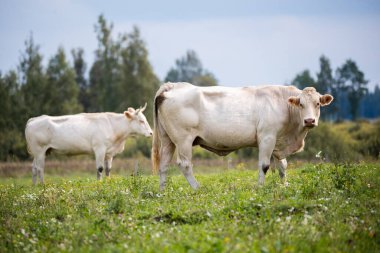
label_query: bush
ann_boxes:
[293,121,361,162]
[0,129,28,161]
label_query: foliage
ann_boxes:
[0,163,379,252]
[19,34,47,119]
[45,47,83,115]
[72,48,90,111]
[336,60,368,120]
[293,121,361,162]
[89,15,122,112]
[291,70,316,90]
[118,26,160,122]
[165,50,218,86]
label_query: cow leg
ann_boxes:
[159,137,175,190]
[275,158,288,185]
[32,159,38,185]
[176,139,199,189]
[94,149,106,180]
[105,156,113,177]
[34,153,46,184]
[258,136,276,185]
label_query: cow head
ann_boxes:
[288,87,333,128]
[124,103,153,137]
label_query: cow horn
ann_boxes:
[141,102,147,112]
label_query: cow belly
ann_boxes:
[49,132,93,155]
[194,128,257,155]
[49,141,93,155]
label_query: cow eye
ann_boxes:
[139,120,144,124]
[299,103,304,108]
[316,102,320,107]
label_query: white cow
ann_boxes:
[25,104,152,184]
[152,83,333,189]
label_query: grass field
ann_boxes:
[0,161,379,252]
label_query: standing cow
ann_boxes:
[152,83,333,189]
[25,104,152,184]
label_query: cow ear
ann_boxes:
[127,107,135,113]
[288,96,300,106]
[320,94,334,106]
[124,111,134,119]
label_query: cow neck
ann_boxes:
[109,114,132,140]
[286,107,309,150]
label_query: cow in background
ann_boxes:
[25,103,152,184]
[152,83,333,189]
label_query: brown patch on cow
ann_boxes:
[155,93,166,115]
[192,137,201,146]
[263,165,270,174]
[45,147,53,156]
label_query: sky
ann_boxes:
[1,0,380,90]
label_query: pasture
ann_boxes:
[0,161,379,252]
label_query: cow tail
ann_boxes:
[151,101,161,174]
[151,83,173,174]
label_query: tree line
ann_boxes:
[0,15,379,161]
[291,56,379,121]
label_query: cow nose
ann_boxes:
[304,118,315,127]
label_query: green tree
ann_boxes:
[72,48,90,111]
[165,50,218,86]
[0,71,27,160]
[119,26,160,121]
[316,55,333,94]
[291,70,316,89]
[89,15,122,112]
[336,59,368,120]
[316,56,335,120]
[45,47,82,115]
[19,34,47,118]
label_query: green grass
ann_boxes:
[0,162,379,252]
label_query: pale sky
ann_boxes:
[1,0,379,90]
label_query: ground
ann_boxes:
[0,162,379,252]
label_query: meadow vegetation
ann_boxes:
[0,162,379,252]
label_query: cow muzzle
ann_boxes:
[304,118,316,128]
